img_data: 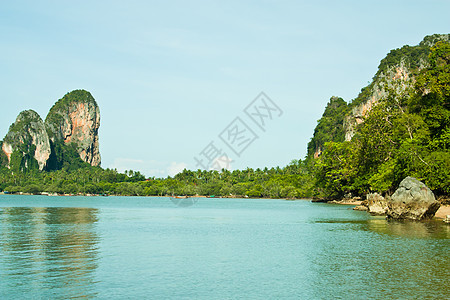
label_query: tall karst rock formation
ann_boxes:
[1,110,51,171]
[45,89,101,167]
[0,89,101,171]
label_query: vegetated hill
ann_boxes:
[307,96,348,158]
[0,89,101,172]
[309,34,450,199]
[344,33,450,141]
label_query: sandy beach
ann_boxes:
[435,205,450,219]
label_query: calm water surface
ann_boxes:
[0,195,448,299]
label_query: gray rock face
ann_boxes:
[387,177,440,220]
[45,90,101,166]
[343,34,450,141]
[419,33,450,47]
[344,60,417,141]
[2,110,51,170]
[366,193,389,215]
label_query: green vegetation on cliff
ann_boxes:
[45,89,98,141]
[46,141,92,171]
[0,142,7,167]
[45,89,101,170]
[347,35,450,109]
[1,89,100,172]
[0,35,448,200]
[1,110,48,172]
[307,96,348,157]
[4,110,40,149]
[314,40,450,199]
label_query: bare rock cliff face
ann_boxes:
[45,90,101,166]
[2,110,51,170]
[344,61,417,141]
[343,34,450,141]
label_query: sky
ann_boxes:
[1,0,449,177]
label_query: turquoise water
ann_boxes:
[0,195,448,299]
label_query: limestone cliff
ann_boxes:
[2,110,51,170]
[45,90,101,167]
[343,34,450,141]
[308,34,450,158]
[343,60,416,141]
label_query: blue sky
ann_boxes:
[1,0,449,177]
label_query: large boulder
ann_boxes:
[387,177,440,220]
[365,193,389,215]
[2,110,51,171]
[45,90,101,167]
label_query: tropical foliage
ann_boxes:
[1,37,449,200]
[0,161,313,198]
[314,41,450,198]
[307,96,348,157]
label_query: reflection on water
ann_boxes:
[315,216,450,239]
[0,197,448,299]
[311,216,450,299]
[0,207,99,299]
[365,217,450,239]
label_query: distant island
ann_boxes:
[0,34,449,210]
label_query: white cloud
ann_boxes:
[167,161,187,177]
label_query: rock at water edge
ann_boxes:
[387,177,440,220]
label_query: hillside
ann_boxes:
[310,34,450,199]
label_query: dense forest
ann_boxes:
[0,161,313,198]
[0,37,449,200]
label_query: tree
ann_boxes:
[308,96,349,158]
[411,41,450,147]
[314,141,356,199]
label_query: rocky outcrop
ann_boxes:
[353,205,368,211]
[45,90,101,166]
[419,33,450,47]
[386,177,440,220]
[344,60,418,141]
[365,193,389,216]
[343,34,450,141]
[2,110,51,170]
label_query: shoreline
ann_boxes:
[435,205,450,219]
[0,193,309,201]
[323,198,449,221]
[329,200,363,205]
[1,193,448,219]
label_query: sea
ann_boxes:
[0,195,448,299]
